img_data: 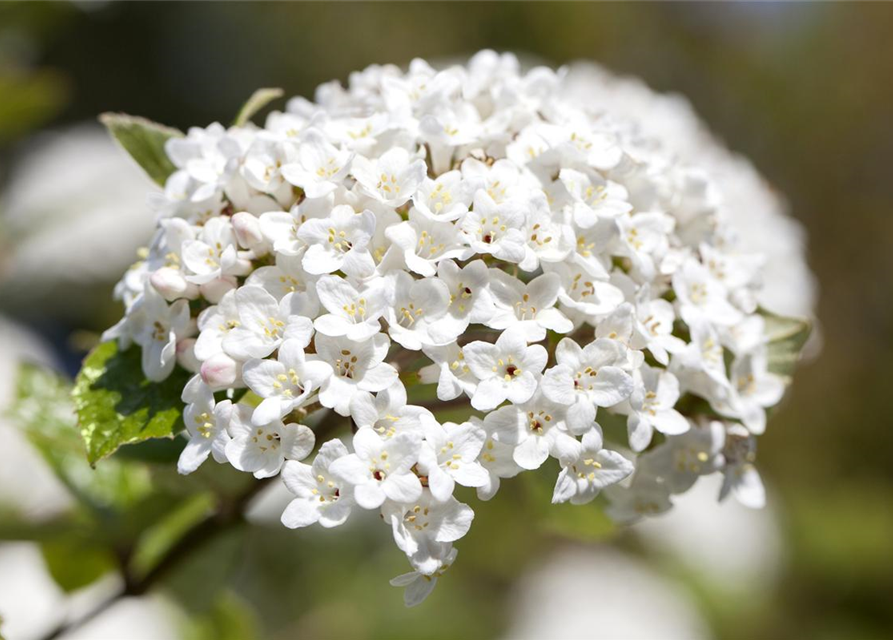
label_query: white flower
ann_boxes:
[713,348,785,435]
[382,491,473,574]
[222,286,314,361]
[225,404,316,479]
[241,338,332,425]
[486,270,573,342]
[313,275,387,341]
[673,258,742,327]
[177,376,232,474]
[259,193,334,256]
[241,136,296,196]
[351,147,426,207]
[432,259,495,339]
[412,171,475,221]
[519,193,575,271]
[552,427,634,505]
[390,548,458,607]
[417,418,489,501]
[181,217,245,285]
[297,205,376,278]
[418,343,479,401]
[460,158,524,205]
[615,212,673,279]
[132,285,191,382]
[281,129,353,198]
[245,252,317,303]
[385,209,473,277]
[329,429,423,510]
[643,419,726,494]
[483,391,580,470]
[559,167,631,228]
[541,337,635,433]
[671,316,731,403]
[385,271,454,350]
[476,428,524,501]
[281,439,355,528]
[314,333,398,416]
[460,191,527,263]
[349,380,430,439]
[630,292,686,366]
[545,261,624,318]
[462,328,548,411]
[626,365,690,452]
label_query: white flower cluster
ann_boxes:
[104,51,801,606]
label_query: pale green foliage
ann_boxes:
[761,309,812,381]
[233,87,284,127]
[99,112,183,185]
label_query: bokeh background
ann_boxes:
[1,3,892,640]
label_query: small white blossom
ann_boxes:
[329,428,423,509]
[221,286,314,360]
[417,418,489,501]
[486,270,573,342]
[382,491,473,574]
[390,548,458,607]
[351,147,426,207]
[552,427,634,505]
[626,365,690,452]
[298,205,376,278]
[462,328,548,411]
[241,338,332,424]
[281,129,353,198]
[132,285,192,382]
[541,337,635,433]
[313,275,387,341]
[177,376,232,475]
[225,404,316,479]
[314,333,398,416]
[483,391,580,470]
[281,439,355,528]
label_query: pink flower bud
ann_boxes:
[200,276,238,304]
[150,267,199,301]
[232,211,266,250]
[200,353,240,390]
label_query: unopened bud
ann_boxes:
[200,352,240,390]
[232,211,266,250]
[150,267,199,301]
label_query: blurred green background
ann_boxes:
[1,3,892,640]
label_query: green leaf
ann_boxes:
[99,112,183,186]
[40,538,117,592]
[73,342,191,466]
[233,87,284,127]
[761,309,812,380]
